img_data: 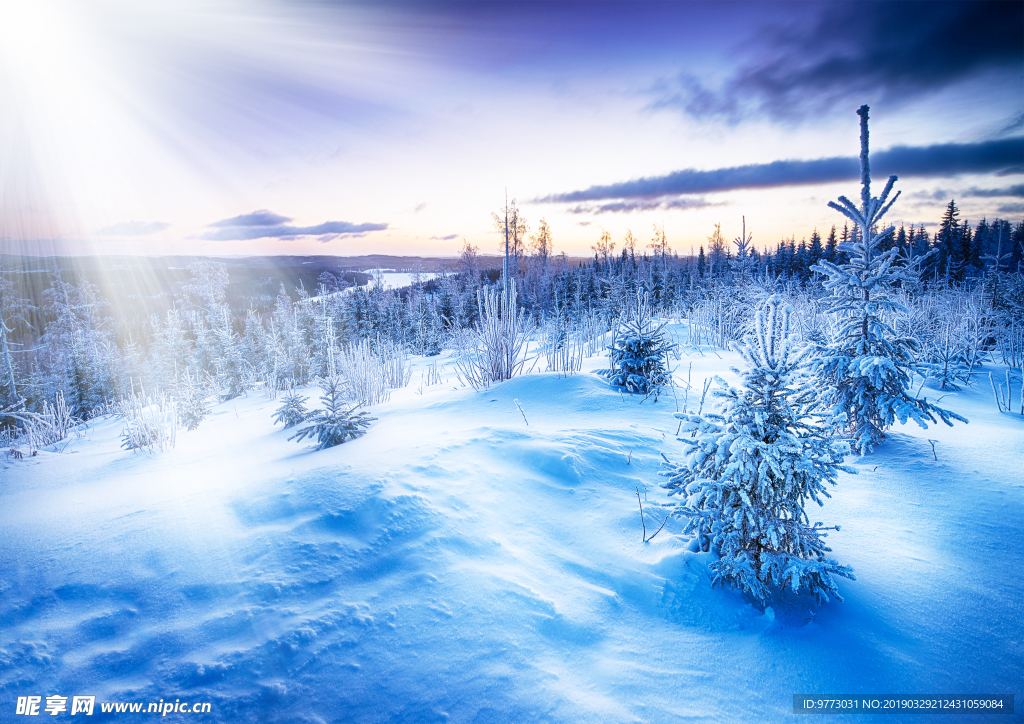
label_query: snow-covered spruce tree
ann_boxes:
[811,105,966,454]
[177,369,210,431]
[288,377,375,450]
[662,295,855,604]
[272,389,309,428]
[212,306,248,401]
[598,289,675,396]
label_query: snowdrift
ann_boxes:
[2,349,1021,722]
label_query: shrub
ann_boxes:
[454,281,531,390]
[598,289,675,396]
[288,377,375,450]
[272,389,309,428]
[117,386,176,453]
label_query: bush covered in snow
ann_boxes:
[177,370,211,431]
[598,289,675,396]
[453,281,531,390]
[663,295,855,604]
[288,377,375,450]
[272,389,309,428]
[117,386,177,453]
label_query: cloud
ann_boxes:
[540,138,1024,203]
[209,210,292,227]
[997,113,1024,136]
[876,139,1024,178]
[95,221,170,236]
[997,203,1024,215]
[652,1,1023,122]
[202,210,387,240]
[963,185,1024,198]
[911,184,1024,203]
[430,234,458,240]
[908,189,955,203]
[414,203,427,214]
[566,196,719,215]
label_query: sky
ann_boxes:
[1,0,1022,259]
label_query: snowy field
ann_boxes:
[2,336,1022,723]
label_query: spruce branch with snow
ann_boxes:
[662,295,855,604]
[288,377,375,450]
[811,105,966,453]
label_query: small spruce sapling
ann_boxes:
[288,377,375,450]
[811,105,966,453]
[273,389,309,428]
[599,289,675,396]
[662,295,855,604]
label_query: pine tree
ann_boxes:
[598,290,675,396]
[39,269,118,418]
[288,377,375,450]
[272,389,309,428]
[811,106,967,453]
[825,225,838,262]
[177,369,210,431]
[0,271,34,408]
[796,238,809,280]
[894,225,908,261]
[808,228,823,269]
[662,295,855,604]
[730,217,757,282]
[212,306,247,400]
[936,200,961,280]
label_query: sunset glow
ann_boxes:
[2,0,1021,258]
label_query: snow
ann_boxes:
[369,271,437,290]
[2,336,1022,722]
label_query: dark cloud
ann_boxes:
[430,234,459,240]
[541,138,1024,203]
[964,185,1024,198]
[914,185,1024,202]
[202,210,387,240]
[876,139,1024,178]
[997,202,1024,215]
[653,1,1024,122]
[209,210,292,228]
[96,221,170,236]
[566,197,718,215]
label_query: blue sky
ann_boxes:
[1,0,1021,258]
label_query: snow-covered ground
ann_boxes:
[2,336,1022,722]
[369,271,437,290]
